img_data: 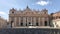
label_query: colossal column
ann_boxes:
[47,18,49,26]
[23,17,26,26]
[19,17,21,26]
[42,17,45,26]
[31,17,32,26]
[14,17,17,27]
[34,17,36,26]
[38,17,40,26]
[27,17,29,26]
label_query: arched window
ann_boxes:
[45,21,47,26]
[12,11,14,13]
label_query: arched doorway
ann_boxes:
[45,21,47,26]
[21,23,23,26]
[29,22,32,26]
[36,22,38,26]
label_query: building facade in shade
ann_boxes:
[9,6,50,28]
[0,16,7,28]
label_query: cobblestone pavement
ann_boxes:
[0,28,60,34]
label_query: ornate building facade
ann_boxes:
[9,6,50,28]
[51,11,60,27]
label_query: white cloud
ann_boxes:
[0,12,6,15]
[36,1,49,6]
[0,11,8,20]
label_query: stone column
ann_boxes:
[40,18,42,26]
[23,17,26,26]
[32,17,34,26]
[9,17,11,23]
[23,17,24,26]
[34,17,36,26]
[31,17,32,26]
[25,17,26,26]
[19,17,21,26]
[27,17,29,26]
[26,17,27,26]
[38,17,40,26]
[42,17,45,26]
[47,18,49,26]
[9,17,11,27]
[14,17,17,27]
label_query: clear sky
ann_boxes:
[0,0,60,20]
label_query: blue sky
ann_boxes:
[0,0,60,20]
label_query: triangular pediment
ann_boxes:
[23,6,32,12]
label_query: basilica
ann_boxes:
[8,6,60,28]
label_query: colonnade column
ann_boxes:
[40,18,42,26]
[34,17,36,26]
[31,17,32,26]
[42,18,45,26]
[23,17,26,26]
[19,17,21,26]
[14,17,17,27]
[25,17,26,26]
[47,18,49,26]
[27,17,29,26]
[38,17,40,26]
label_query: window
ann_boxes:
[21,23,23,26]
[12,11,14,13]
[45,21,47,26]
[59,17,60,18]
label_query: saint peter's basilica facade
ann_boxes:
[9,6,51,28]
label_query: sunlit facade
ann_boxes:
[9,6,50,28]
[51,11,60,27]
